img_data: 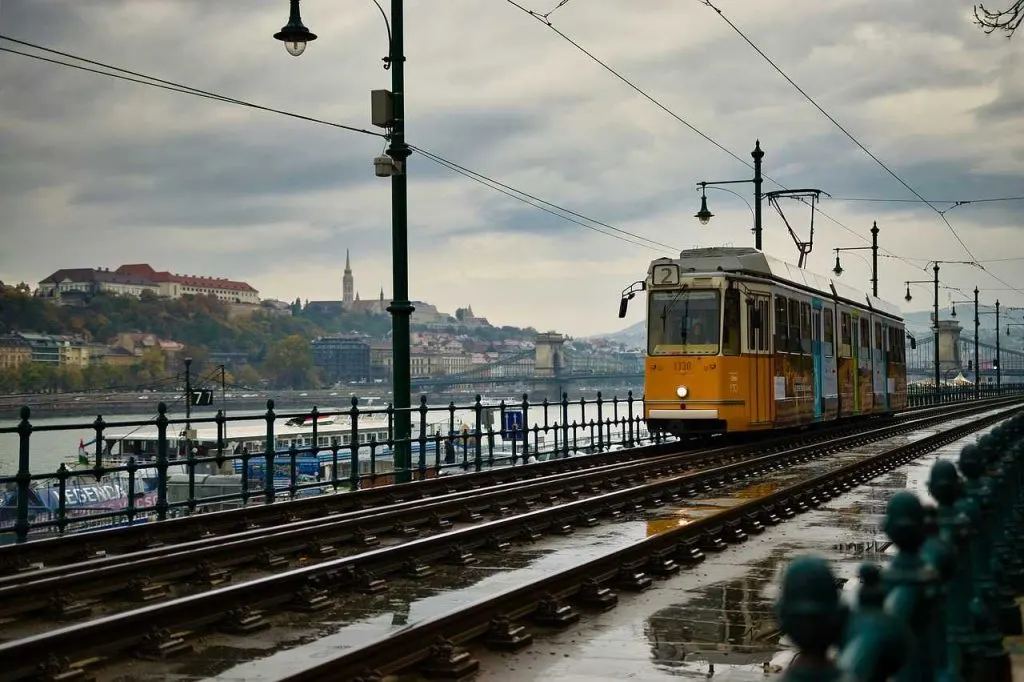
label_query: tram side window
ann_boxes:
[824,309,835,358]
[860,318,871,360]
[840,312,852,358]
[723,288,741,356]
[874,322,883,353]
[775,295,789,353]
[789,299,802,354]
[756,299,770,351]
[800,302,812,354]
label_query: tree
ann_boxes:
[263,335,318,389]
[975,0,1023,36]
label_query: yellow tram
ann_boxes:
[618,247,908,438]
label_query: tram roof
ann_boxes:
[657,247,903,320]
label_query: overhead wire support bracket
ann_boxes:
[764,189,830,269]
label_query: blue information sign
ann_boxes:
[502,411,524,440]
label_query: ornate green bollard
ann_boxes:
[920,502,957,682]
[957,443,1013,682]
[974,433,1022,636]
[774,555,847,682]
[880,490,942,682]
[929,458,972,679]
[836,563,909,681]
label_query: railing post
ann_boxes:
[929,459,973,677]
[975,429,1022,635]
[14,406,32,544]
[774,555,847,682]
[263,399,277,503]
[835,563,908,680]
[878,490,942,681]
[626,390,635,448]
[155,402,169,521]
[473,394,483,473]
[561,392,570,459]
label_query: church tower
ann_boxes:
[342,249,354,307]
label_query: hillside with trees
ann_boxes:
[0,288,536,393]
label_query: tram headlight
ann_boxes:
[676,386,689,399]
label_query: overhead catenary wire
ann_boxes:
[500,0,920,269]
[0,34,672,255]
[504,1,1024,298]
[696,0,981,264]
[694,0,1024,300]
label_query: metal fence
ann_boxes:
[776,409,1024,682]
[2,385,1022,545]
[0,391,658,543]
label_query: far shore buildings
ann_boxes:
[36,263,259,305]
[307,250,492,329]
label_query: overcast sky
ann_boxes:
[2,0,1023,338]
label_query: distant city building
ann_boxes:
[37,264,259,305]
[311,336,371,384]
[0,335,32,370]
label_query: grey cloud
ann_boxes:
[3,0,1024,335]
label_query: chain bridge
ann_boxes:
[409,333,644,391]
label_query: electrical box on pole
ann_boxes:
[371,89,395,128]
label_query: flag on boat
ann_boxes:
[78,438,88,465]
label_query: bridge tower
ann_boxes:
[936,316,964,374]
[534,332,565,378]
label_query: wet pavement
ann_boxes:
[474,416,1010,681]
[85,408,1010,681]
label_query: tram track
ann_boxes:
[0,397,1006,575]
[0,400,1016,681]
[0,398,1009,628]
[223,403,1024,682]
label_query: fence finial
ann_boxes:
[775,555,846,681]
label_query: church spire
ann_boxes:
[342,248,354,307]
[379,285,384,301]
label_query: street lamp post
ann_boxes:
[904,273,941,399]
[977,300,1003,392]
[694,141,765,249]
[949,288,979,399]
[274,0,415,482]
[831,221,880,297]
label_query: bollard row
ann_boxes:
[775,410,1024,682]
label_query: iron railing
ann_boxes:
[0,391,657,543]
[776,408,1024,682]
[2,385,1022,545]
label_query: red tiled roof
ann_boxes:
[115,264,257,293]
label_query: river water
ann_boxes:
[0,397,647,477]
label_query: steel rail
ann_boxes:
[0,396,996,572]
[0,426,810,603]
[0,401,1015,679]
[0,395,1013,621]
[258,405,1023,682]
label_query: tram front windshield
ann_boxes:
[648,289,721,355]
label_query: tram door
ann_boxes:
[746,293,773,426]
[811,301,824,419]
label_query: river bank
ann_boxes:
[0,384,642,420]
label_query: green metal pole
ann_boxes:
[974,287,980,401]
[752,141,763,251]
[934,264,941,401]
[387,0,415,483]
